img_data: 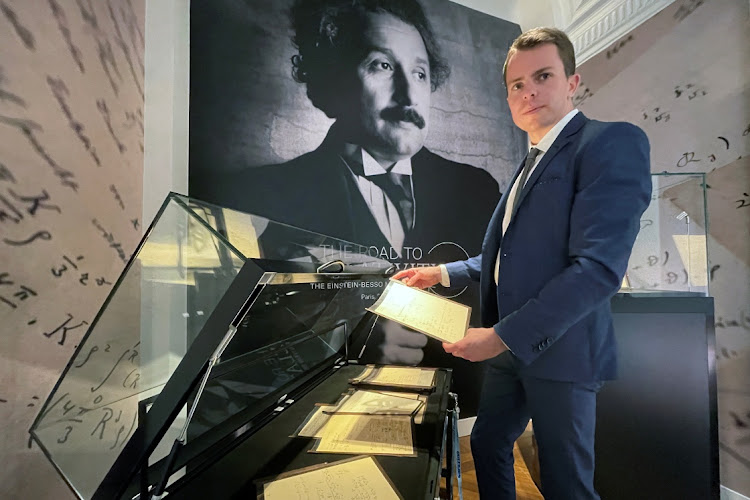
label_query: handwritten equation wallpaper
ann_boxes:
[573,0,750,494]
[0,0,145,498]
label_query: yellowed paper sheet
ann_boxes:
[261,456,402,500]
[367,280,470,344]
[313,414,415,456]
[352,365,435,389]
[325,390,423,416]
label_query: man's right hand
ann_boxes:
[392,266,442,289]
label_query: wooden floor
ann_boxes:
[442,436,543,500]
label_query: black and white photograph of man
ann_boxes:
[189,0,526,413]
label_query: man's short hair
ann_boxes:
[503,27,576,86]
[289,0,450,118]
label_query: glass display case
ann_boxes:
[29,194,447,499]
[623,173,709,295]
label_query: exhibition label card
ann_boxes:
[260,456,403,500]
[367,280,471,344]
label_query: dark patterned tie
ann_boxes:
[511,147,541,217]
[369,172,415,230]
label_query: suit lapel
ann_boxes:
[512,112,588,216]
[481,192,508,277]
[480,151,527,267]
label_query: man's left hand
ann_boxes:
[443,327,508,362]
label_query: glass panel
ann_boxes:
[185,273,391,441]
[30,194,394,499]
[174,194,389,271]
[624,173,709,294]
[29,197,245,499]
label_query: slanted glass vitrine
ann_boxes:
[623,173,710,295]
[29,193,404,499]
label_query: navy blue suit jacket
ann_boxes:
[446,112,651,382]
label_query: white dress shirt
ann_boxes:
[339,146,413,255]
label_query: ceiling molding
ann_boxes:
[562,0,675,64]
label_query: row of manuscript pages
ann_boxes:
[261,365,437,500]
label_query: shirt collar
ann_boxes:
[530,108,579,153]
[341,143,413,177]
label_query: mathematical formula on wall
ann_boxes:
[0,0,145,497]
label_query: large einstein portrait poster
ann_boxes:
[188,0,526,415]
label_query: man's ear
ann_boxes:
[567,73,581,98]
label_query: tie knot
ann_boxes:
[527,147,541,164]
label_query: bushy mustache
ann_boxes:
[381,107,426,129]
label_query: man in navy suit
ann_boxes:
[394,27,652,499]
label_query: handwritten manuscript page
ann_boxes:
[261,456,402,500]
[367,280,470,344]
[311,414,415,456]
[350,365,436,390]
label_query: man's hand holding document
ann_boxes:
[366,279,470,345]
[391,267,510,363]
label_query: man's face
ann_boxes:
[505,43,580,144]
[342,12,431,166]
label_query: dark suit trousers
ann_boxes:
[470,352,603,499]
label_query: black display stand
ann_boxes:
[30,195,458,500]
[164,364,454,499]
[595,293,719,500]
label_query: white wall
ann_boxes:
[443,0,559,31]
[142,0,189,229]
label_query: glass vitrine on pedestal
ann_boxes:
[29,194,453,500]
[623,172,709,295]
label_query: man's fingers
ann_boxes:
[443,338,469,359]
[392,269,415,281]
[406,276,430,289]
[403,274,421,287]
[406,276,422,287]
[392,267,440,289]
[443,341,459,353]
